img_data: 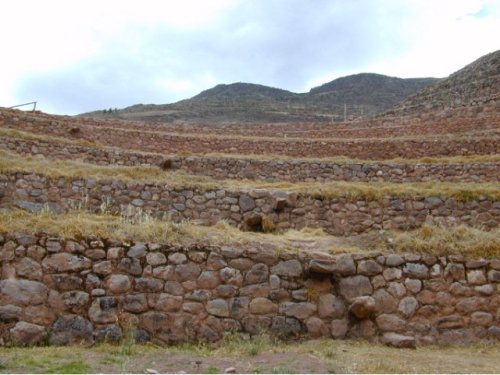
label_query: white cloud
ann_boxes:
[2,0,499,113]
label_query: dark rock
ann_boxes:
[50,315,93,345]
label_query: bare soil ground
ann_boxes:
[1,338,499,374]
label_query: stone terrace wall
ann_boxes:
[2,136,499,183]
[1,172,499,235]
[2,104,498,139]
[1,233,499,347]
[1,112,499,159]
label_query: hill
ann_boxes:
[80,74,439,123]
[388,49,500,115]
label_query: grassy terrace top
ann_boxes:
[1,150,499,201]
[1,210,499,257]
[2,126,500,166]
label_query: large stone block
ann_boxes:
[339,275,373,301]
[50,315,93,345]
[0,279,48,306]
[10,321,46,346]
[42,253,91,273]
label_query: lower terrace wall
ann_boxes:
[0,233,499,347]
[1,137,499,183]
[1,172,499,235]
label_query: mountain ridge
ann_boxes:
[80,73,439,123]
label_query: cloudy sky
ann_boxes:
[1,0,499,115]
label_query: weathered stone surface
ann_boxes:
[127,243,147,258]
[271,260,302,278]
[348,296,375,319]
[318,294,346,319]
[50,315,93,345]
[358,260,383,276]
[147,252,167,266]
[386,254,405,267]
[309,255,355,276]
[270,316,302,337]
[139,311,169,335]
[123,294,149,313]
[95,324,122,343]
[470,312,493,326]
[339,275,373,301]
[93,261,113,276]
[404,278,422,294]
[219,267,243,286]
[230,297,249,319]
[437,315,464,329]
[331,319,349,338]
[383,267,402,281]
[239,195,256,212]
[165,281,184,296]
[0,241,16,261]
[244,263,269,285]
[403,263,428,279]
[467,270,486,285]
[381,332,416,349]
[168,252,187,265]
[155,293,183,312]
[398,296,418,318]
[88,297,118,324]
[376,314,406,332]
[10,321,46,345]
[306,317,329,337]
[185,289,211,302]
[27,245,46,261]
[281,302,316,320]
[135,277,164,292]
[207,299,230,317]
[117,257,142,276]
[0,304,22,321]
[0,279,48,305]
[176,263,202,281]
[387,282,406,298]
[105,274,131,294]
[197,271,220,289]
[42,253,91,273]
[487,270,500,282]
[373,289,398,314]
[15,257,42,280]
[206,252,227,270]
[444,263,465,281]
[249,297,278,315]
[61,291,90,312]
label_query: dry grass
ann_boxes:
[3,124,500,165]
[1,209,499,257]
[87,122,500,143]
[1,149,499,201]
[392,223,500,257]
[0,339,499,374]
[0,126,96,147]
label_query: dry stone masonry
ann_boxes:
[1,233,499,347]
[1,172,499,235]
[1,136,499,183]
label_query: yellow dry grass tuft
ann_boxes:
[392,223,500,257]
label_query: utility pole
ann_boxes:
[343,104,346,122]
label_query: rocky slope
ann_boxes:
[81,75,438,123]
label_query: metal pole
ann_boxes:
[8,101,37,111]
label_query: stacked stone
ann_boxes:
[2,172,499,235]
[1,109,499,159]
[0,233,499,347]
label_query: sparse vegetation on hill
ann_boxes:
[80,74,439,123]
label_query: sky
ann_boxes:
[1,0,499,115]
